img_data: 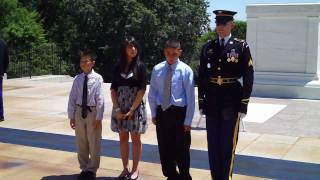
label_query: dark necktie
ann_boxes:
[81,75,88,119]
[221,38,225,49]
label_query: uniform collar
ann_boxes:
[219,33,232,44]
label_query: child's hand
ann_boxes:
[92,120,102,129]
[184,125,191,132]
[115,112,125,121]
[70,119,76,130]
[125,111,134,120]
[152,118,156,125]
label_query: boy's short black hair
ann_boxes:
[80,49,97,61]
[164,39,181,49]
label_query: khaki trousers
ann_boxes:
[75,106,102,173]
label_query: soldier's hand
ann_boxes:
[199,100,204,112]
[199,109,204,115]
[238,112,246,120]
[92,120,102,129]
[152,118,156,125]
[184,125,192,132]
[70,119,76,130]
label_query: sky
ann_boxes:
[207,0,320,27]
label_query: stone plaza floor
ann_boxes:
[0,75,319,180]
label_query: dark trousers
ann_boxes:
[0,77,3,118]
[206,106,240,180]
[156,106,192,180]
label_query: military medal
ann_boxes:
[235,52,239,63]
[207,63,211,69]
[229,49,237,63]
[207,49,213,55]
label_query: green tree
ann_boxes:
[232,21,247,40]
[37,0,210,80]
[0,0,46,47]
[0,0,69,78]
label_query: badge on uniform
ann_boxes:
[207,63,211,69]
[227,49,239,63]
[207,49,213,55]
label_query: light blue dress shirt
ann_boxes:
[68,69,105,120]
[148,59,195,125]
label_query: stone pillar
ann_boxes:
[246,3,320,99]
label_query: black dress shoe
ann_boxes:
[86,171,96,180]
[77,171,87,180]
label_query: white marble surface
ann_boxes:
[247,3,320,75]
[243,103,287,123]
[246,3,320,99]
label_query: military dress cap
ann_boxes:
[213,10,237,25]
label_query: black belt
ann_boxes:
[157,105,186,111]
[210,76,239,86]
[76,104,95,112]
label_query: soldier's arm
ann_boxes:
[240,42,254,114]
[198,44,207,111]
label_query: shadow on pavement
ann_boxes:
[41,174,116,180]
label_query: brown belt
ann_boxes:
[76,104,96,108]
[210,76,239,85]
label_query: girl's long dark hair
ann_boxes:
[118,36,141,76]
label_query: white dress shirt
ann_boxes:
[68,69,105,120]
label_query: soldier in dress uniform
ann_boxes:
[198,10,254,180]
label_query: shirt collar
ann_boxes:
[82,69,95,78]
[219,33,232,43]
[165,58,180,70]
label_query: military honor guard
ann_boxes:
[0,39,9,122]
[198,10,254,180]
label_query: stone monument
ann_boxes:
[246,3,320,99]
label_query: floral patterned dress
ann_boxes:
[110,63,147,133]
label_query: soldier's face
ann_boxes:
[80,55,95,73]
[164,47,181,64]
[216,21,234,38]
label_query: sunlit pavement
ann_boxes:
[1,76,319,179]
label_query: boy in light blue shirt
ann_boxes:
[148,39,195,180]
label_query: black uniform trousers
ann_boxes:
[205,88,241,180]
[156,106,192,180]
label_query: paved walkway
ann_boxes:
[0,76,319,179]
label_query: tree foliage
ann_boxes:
[0,0,46,47]
[3,1,248,80]
[37,0,210,80]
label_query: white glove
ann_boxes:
[238,112,246,120]
[199,109,204,115]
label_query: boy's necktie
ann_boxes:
[162,65,172,111]
[81,75,88,118]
